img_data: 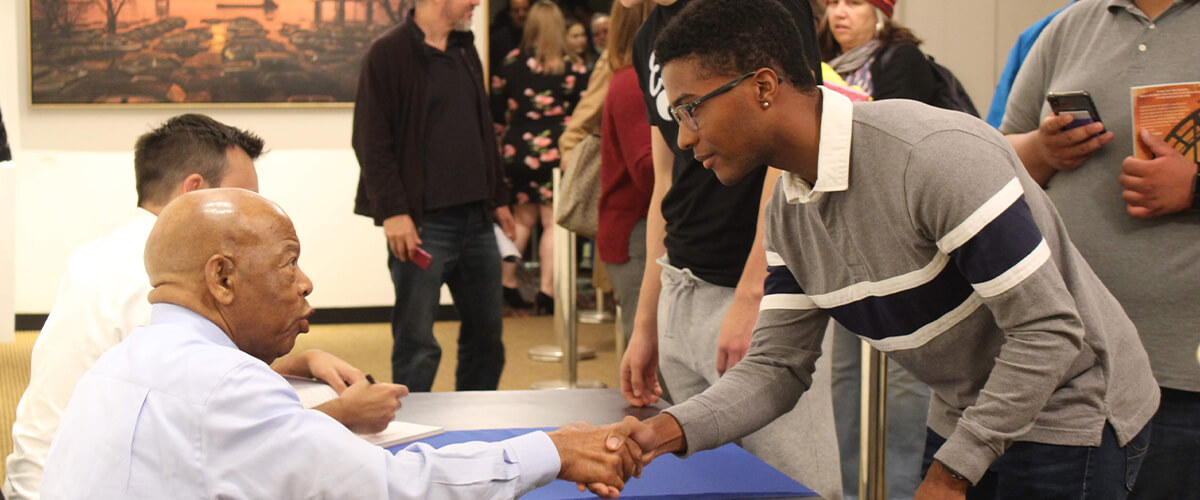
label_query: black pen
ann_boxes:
[366,374,376,384]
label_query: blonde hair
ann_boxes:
[605,1,654,71]
[520,0,568,75]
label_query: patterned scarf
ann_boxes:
[828,39,882,75]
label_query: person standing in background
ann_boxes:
[590,13,610,54]
[490,0,531,75]
[820,0,933,103]
[1001,0,1200,497]
[353,0,517,392]
[565,17,596,71]
[491,0,590,314]
[597,0,655,343]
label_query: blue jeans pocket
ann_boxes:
[1125,423,1151,491]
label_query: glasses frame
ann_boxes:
[669,71,758,131]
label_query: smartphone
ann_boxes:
[1046,91,1104,131]
[411,247,432,270]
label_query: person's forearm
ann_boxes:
[1006,131,1056,186]
[643,413,688,456]
[936,269,1086,483]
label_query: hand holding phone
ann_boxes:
[1047,91,1104,132]
[410,247,432,270]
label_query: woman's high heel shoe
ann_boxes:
[535,292,555,315]
[503,286,533,309]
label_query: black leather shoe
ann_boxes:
[503,286,533,309]
[535,292,555,315]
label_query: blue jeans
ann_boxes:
[1129,388,1200,500]
[832,322,930,500]
[921,422,1151,499]
[388,202,505,392]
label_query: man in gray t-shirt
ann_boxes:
[1002,1,1200,497]
[618,1,1159,499]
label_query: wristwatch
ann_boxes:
[942,462,969,483]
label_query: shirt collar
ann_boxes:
[149,303,238,350]
[1105,0,1196,18]
[411,17,475,52]
[780,86,853,204]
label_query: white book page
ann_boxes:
[283,376,444,447]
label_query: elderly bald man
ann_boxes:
[6,114,397,500]
[41,188,643,499]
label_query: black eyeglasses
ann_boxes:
[669,71,757,131]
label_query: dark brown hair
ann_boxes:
[605,1,655,71]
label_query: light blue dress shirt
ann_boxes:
[42,303,560,499]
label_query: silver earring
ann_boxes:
[762,101,770,109]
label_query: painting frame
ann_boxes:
[27,0,416,107]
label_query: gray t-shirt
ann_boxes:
[667,90,1159,484]
[1001,0,1200,392]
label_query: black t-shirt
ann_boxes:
[423,40,490,212]
[633,0,821,287]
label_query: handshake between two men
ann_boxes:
[547,414,687,499]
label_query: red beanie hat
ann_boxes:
[865,0,895,18]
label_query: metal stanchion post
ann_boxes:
[531,168,604,389]
[859,341,888,500]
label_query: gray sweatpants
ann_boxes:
[657,255,843,500]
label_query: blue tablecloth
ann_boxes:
[392,427,817,499]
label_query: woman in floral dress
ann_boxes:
[491,0,590,313]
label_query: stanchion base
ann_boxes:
[578,311,615,324]
[528,344,597,362]
[531,379,607,390]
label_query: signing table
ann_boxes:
[386,389,818,499]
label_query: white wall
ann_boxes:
[6,0,1063,317]
[4,0,486,316]
[3,0,21,340]
[1,165,13,342]
[895,0,1063,118]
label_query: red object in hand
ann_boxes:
[411,247,433,270]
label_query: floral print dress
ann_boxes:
[491,49,590,205]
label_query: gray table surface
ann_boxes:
[393,388,664,431]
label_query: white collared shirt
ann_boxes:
[780,87,853,204]
[4,211,157,500]
[42,304,560,499]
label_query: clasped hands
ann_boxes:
[548,415,679,499]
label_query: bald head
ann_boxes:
[146,188,314,363]
[146,188,287,292]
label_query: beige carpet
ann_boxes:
[0,316,622,480]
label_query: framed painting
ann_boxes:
[29,0,413,105]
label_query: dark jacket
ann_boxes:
[870,42,937,103]
[351,17,508,227]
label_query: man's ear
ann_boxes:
[205,254,236,305]
[181,173,208,193]
[755,68,780,104]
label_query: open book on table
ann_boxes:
[284,375,444,448]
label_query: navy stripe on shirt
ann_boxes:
[950,196,1043,285]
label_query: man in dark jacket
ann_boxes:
[352,0,516,392]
